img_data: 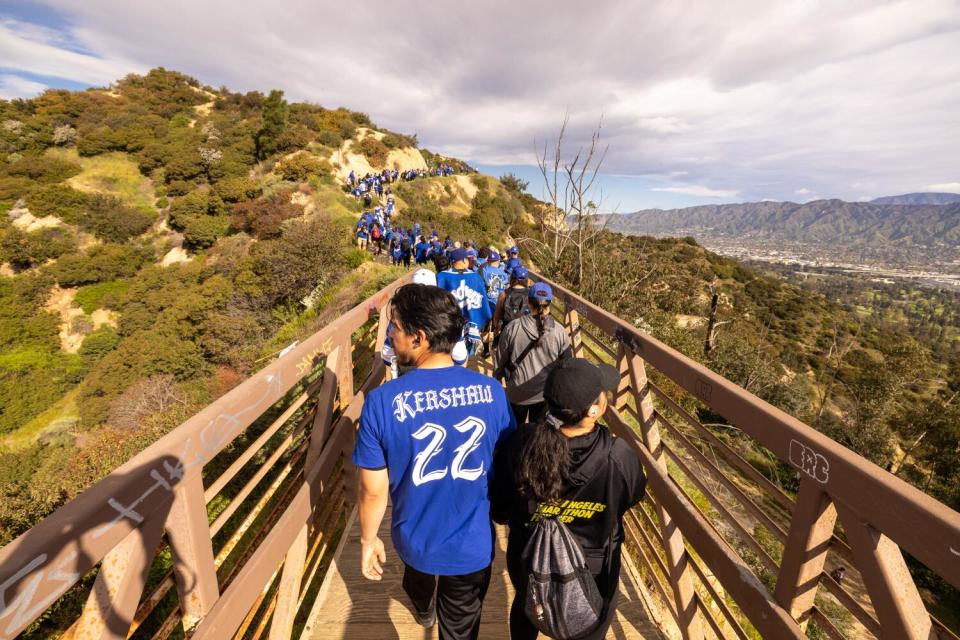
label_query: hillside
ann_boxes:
[0,68,496,546]
[597,200,960,265]
[871,192,960,205]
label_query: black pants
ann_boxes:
[505,542,621,640]
[402,563,492,640]
[511,402,546,426]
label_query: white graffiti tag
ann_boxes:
[789,439,830,484]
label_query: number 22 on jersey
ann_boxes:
[411,417,487,486]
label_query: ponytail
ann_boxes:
[516,404,590,503]
[534,311,546,346]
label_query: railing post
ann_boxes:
[774,478,837,626]
[563,300,583,357]
[305,346,341,474]
[74,519,165,640]
[622,344,704,640]
[835,504,933,639]
[165,471,219,631]
[268,523,308,640]
[335,335,355,411]
[336,335,359,506]
[374,302,390,356]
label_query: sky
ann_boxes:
[1,0,959,211]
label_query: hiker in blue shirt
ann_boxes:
[355,284,516,637]
[415,237,431,266]
[348,170,356,186]
[477,250,508,357]
[382,269,469,378]
[437,248,492,357]
[391,239,403,266]
[504,246,522,277]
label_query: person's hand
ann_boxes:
[360,537,386,581]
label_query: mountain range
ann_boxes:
[598,199,960,251]
[870,192,960,205]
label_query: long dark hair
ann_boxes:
[516,404,589,503]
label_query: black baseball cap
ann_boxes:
[544,358,619,416]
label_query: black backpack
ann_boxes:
[400,238,411,252]
[522,452,616,639]
[501,287,530,327]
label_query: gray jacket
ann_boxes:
[497,314,572,405]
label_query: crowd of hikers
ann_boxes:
[350,208,648,639]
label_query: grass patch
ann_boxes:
[46,148,157,212]
[0,387,80,452]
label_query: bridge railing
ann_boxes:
[3,269,960,640]
[0,274,410,640]
[535,272,960,640]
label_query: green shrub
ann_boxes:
[1,155,82,183]
[25,184,88,221]
[182,214,230,249]
[155,196,169,209]
[0,177,33,204]
[168,190,226,230]
[79,327,120,365]
[381,132,417,149]
[0,226,77,269]
[75,280,130,314]
[230,194,302,239]
[358,137,389,168]
[81,195,155,242]
[274,153,329,182]
[50,244,151,286]
[213,176,262,203]
[344,248,369,269]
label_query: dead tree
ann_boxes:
[703,286,731,356]
[526,115,610,286]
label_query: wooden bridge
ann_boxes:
[1,271,959,640]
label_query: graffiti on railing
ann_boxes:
[0,370,284,638]
[0,551,79,636]
[694,378,713,403]
[294,337,333,377]
[789,439,830,484]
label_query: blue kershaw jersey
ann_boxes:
[436,269,493,327]
[353,366,516,574]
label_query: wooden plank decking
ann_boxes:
[300,507,666,639]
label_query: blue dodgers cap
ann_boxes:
[488,250,501,262]
[450,247,470,262]
[509,245,519,254]
[512,266,529,279]
[529,282,553,304]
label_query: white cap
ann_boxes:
[412,268,437,286]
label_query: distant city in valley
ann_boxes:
[598,194,960,290]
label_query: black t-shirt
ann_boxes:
[490,425,646,570]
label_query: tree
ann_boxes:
[255,89,288,160]
[529,115,610,286]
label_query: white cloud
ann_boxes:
[652,184,739,198]
[924,182,960,193]
[0,18,142,86]
[2,0,958,205]
[0,74,48,99]
[794,188,812,195]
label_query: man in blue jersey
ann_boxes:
[477,250,508,358]
[437,248,492,357]
[355,284,516,639]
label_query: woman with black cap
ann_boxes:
[491,358,647,639]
